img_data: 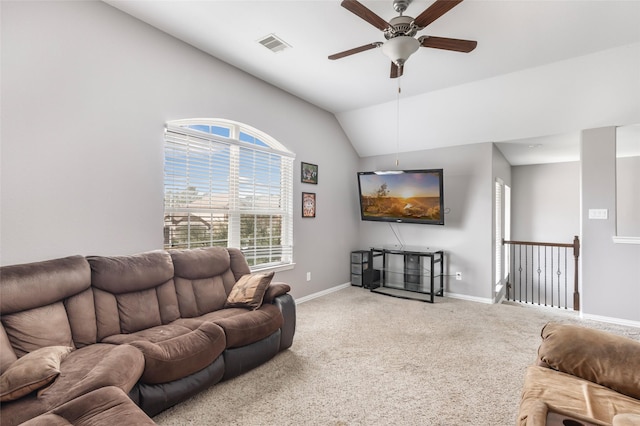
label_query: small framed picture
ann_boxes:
[302,192,316,218]
[301,162,318,184]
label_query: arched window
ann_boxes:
[164,119,295,270]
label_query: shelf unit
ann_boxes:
[350,250,368,287]
[350,250,380,288]
[368,246,444,303]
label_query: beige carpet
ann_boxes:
[154,286,640,426]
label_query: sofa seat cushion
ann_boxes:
[103,322,226,384]
[175,304,284,349]
[518,365,640,426]
[0,344,144,426]
[18,386,155,426]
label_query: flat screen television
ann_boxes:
[357,169,444,225]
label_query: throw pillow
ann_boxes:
[225,272,274,310]
[0,346,73,402]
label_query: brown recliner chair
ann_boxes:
[0,256,145,426]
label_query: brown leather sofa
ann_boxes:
[0,247,296,425]
[517,322,640,426]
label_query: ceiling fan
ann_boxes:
[328,0,477,78]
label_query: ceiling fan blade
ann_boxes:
[328,42,381,60]
[421,36,477,53]
[341,0,390,31]
[413,0,463,29]
[390,62,404,79]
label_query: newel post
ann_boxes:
[572,235,580,311]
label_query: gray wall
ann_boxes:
[581,127,640,323]
[511,162,580,242]
[357,142,496,302]
[3,2,637,320]
[0,1,360,300]
[500,143,639,323]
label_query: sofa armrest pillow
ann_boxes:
[0,346,72,402]
[537,322,640,399]
[129,321,226,384]
[263,283,291,304]
[225,272,274,310]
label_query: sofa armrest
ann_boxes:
[537,322,640,399]
[263,282,291,304]
[272,293,295,351]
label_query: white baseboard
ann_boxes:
[296,282,351,305]
[444,292,494,304]
[299,286,494,305]
[581,312,640,329]
[295,284,640,329]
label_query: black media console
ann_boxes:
[367,246,445,303]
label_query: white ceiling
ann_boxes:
[105,0,640,165]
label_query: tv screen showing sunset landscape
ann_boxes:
[357,169,444,225]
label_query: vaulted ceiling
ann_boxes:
[105,0,640,165]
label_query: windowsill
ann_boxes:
[250,263,296,274]
[612,236,640,245]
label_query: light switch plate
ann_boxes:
[588,209,608,220]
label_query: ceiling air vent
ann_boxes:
[257,34,291,53]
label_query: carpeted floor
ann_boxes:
[154,286,640,426]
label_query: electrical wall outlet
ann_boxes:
[306,272,311,281]
[455,272,462,281]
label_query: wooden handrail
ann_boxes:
[503,239,573,248]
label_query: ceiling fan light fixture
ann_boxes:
[381,36,420,66]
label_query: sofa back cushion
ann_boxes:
[0,325,18,375]
[0,256,94,360]
[3,304,74,358]
[170,247,245,317]
[228,248,251,280]
[88,251,179,340]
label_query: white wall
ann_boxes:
[581,127,640,324]
[357,142,494,302]
[0,1,361,300]
[340,42,640,158]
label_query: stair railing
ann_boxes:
[502,236,580,310]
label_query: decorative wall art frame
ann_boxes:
[301,162,318,184]
[302,192,316,218]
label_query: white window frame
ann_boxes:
[164,119,295,271]
[495,178,511,293]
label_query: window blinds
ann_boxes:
[164,123,294,269]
